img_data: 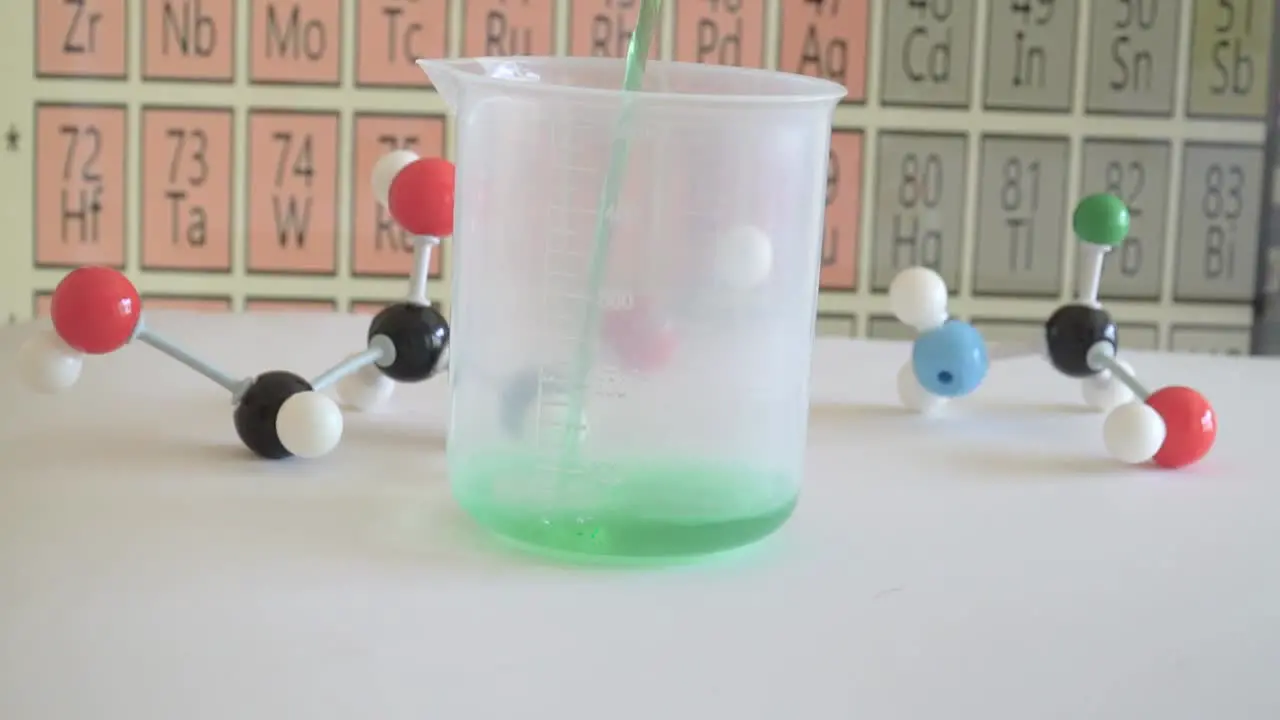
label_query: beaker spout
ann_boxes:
[418,59,462,112]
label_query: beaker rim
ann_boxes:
[419,56,848,107]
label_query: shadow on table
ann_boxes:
[809,401,914,421]
[977,400,1097,416]
[939,447,1123,481]
[367,496,789,576]
[9,420,256,471]
[808,399,1137,481]
[339,415,448,455]
[812,399,1095,419]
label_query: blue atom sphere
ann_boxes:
[911,320,989,398]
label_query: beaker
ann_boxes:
[421,56,844,560]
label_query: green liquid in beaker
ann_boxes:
[451,452,797,561]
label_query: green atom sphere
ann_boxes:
[1072,193,1130,248]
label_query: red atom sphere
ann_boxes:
[603,303,678,373]
[1145,386,1217,469]
[387,157,455,238]
[50,266,142,355]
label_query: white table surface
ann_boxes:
[1,312,1277,720]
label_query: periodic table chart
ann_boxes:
[0,0,1274,356]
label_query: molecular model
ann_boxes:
[15,152,456,461]
[889,193,1217,470]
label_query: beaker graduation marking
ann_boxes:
[557,0,664,467]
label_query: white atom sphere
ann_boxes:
[277,391,345,459]
[897,361,945,413]
[713,225,774,289]
[336,362,395,411]
[370,149,420,207]
[17,331,83,393]
[1103,401,1166,465]
[889,266,948,331]
[1081,359,1136,411]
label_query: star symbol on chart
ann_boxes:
[5,124,18,152]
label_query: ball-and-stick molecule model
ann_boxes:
[15,153,457,461]
[17,266,345,459]
[332,152,453,412]
[889,193,1217,470]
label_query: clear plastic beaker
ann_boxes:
[421,56,844,560]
